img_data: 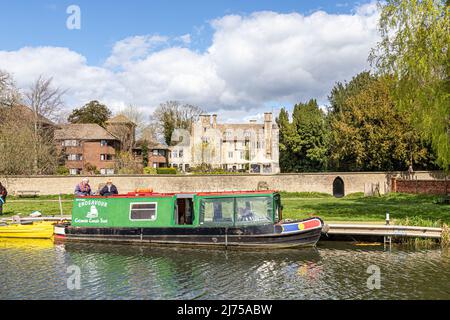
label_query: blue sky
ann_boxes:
[0,0,369,64]
[0,0,378,120]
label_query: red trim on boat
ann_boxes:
[76,190,279,199]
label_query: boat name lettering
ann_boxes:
[74,218,109,224]
[78,200,108,208]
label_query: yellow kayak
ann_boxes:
[0,221,54,239]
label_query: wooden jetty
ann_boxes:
[324,223,442,240]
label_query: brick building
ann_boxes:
[147,142,169,168]
[55,123,120,175]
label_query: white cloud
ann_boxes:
[0,2,380,121]
[175,34,192,45]
[104,35,168,68]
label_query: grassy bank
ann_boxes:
[0,193,449,225]
[280,192,450,224]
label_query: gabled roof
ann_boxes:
[106,114,135,124]
[148,141,169,150]
[54,123,119,141]
[134,139,169,150]
[13,104,57,127]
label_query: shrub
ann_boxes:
[56,166,69,175]
[143,167,157,174]
[156,167,177,174]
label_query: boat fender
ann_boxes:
[134,188,153,193]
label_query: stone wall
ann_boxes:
[393,178,450,195]
[1,171,446,196]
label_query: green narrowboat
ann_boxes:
[54,190,324,249]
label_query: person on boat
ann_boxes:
[99,179,118,196]
[74,178,92,196]
[0,183,7,215]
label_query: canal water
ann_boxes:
[0,240,449,300]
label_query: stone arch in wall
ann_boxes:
[333,177,345,198]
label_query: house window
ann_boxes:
[100,168,115,175]
[63,140,79,147]
[240,151,244,159]
[153,150,158,156]
[69,168,81,175]
[100,154,113,161]
[228,151,233,159]
[152,162,157,168]
[67,154,82,161]
[172,151,177,158]
[179,149,183,158]
[129,202,157,221]
[100,140,108,147]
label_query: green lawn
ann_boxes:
[1,192,449,225]
[280,192,450,224]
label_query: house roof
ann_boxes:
[216,123,265,132]
[106,114,135,124]
[134,139,169,150]
[148,141,169,150]
[54,123,119,141]
[13,104,57,127]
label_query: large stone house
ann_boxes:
[169,113,280,174]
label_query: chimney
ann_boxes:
[264,112,273,123]
[200,114,211,127]
[212,114,217,128]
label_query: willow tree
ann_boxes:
[370,0,450,170]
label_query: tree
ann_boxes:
[25,76,65,174]
[0,70,20,109]
[276,99,328,172]
[276,108,295,172]
[370,0,450,170]
[152,101,203,145]
[118,104,146,138]
[68,100,112,127]
[0,72,60,175]
[114,151,143,174]
[328,73,435,171]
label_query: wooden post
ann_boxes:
[58,193,63,216]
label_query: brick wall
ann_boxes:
[392,178,449,195]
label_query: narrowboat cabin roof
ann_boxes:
[78,190,280,198]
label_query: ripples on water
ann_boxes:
[0,239,449,300]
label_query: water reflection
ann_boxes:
[0,241,449,300]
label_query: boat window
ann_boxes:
[235,197,272,225]
[129,202,157,221]
[200,198,234,225]
[274,193,282,222]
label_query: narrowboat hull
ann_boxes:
[54,218,324,249]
